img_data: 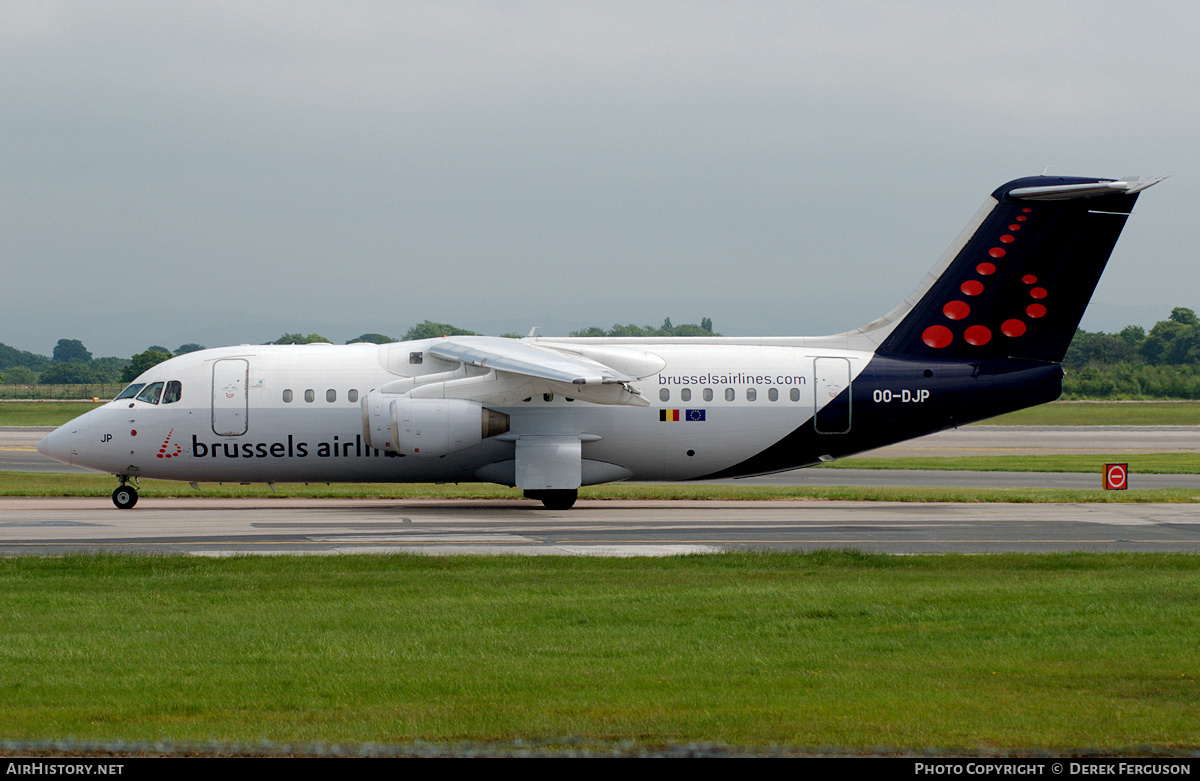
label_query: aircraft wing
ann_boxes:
[426,337,648,406]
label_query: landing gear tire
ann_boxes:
[112,485,138,510]
[524,489,578,511]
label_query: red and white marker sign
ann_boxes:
[1104,463,1128,491]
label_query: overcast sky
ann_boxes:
[2,1,1196,357]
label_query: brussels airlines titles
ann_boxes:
[189,433,392,460]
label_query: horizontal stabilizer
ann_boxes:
[1007,177,1165,201]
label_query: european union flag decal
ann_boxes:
[660,409,706,422]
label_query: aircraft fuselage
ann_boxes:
[40,340,1061,485]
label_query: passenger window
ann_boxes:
[790,388,800,402]
[348,389,358,403]
[768,388,778,402]
[162,381,182,404]
[326,389,337,403]
[135,382,163,404]
[724,388,735,402]
[283,389,293,403]
[304,389,315,403]
[659,388,670,402]
[746,388,757,402]
[703,388,713,402]
[681,388,691,402]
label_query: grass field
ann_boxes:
[983,401,1200,426]
[0,401,102,427]
[1,552,1196,750]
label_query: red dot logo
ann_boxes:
[943,300,970,320]
[923,325,953,348]
[1001,319,1027,337]
[964,325,992,346]
[157,428,183,459]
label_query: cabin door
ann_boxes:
[212,359,249,436]
[813,357,851,434]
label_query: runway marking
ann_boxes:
[309,534,535,543]
[0,521,105,527]
[190,545,724,558]
[865,447,1182,454]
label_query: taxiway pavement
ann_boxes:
[1,497,1198,556]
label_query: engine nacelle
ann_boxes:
[361,393,509,457]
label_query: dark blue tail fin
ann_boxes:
[876,176,1161,363]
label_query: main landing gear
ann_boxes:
[112,477,138,510]
[523,489,578,511]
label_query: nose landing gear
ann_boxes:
[112,477,138,510]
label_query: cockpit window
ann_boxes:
[135,382,164,404]
[115,384,145,400]
[163,381,182,404]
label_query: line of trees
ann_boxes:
[569,317,719,338]
[0,340,207,386]
[1061,307,1200,399]
[270,318,721,344]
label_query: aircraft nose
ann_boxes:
[37,427,73,465]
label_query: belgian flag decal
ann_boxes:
[660,410,706,421]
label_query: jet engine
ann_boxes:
[362,393,509,457]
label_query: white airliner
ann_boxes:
[39,175,1161,509]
